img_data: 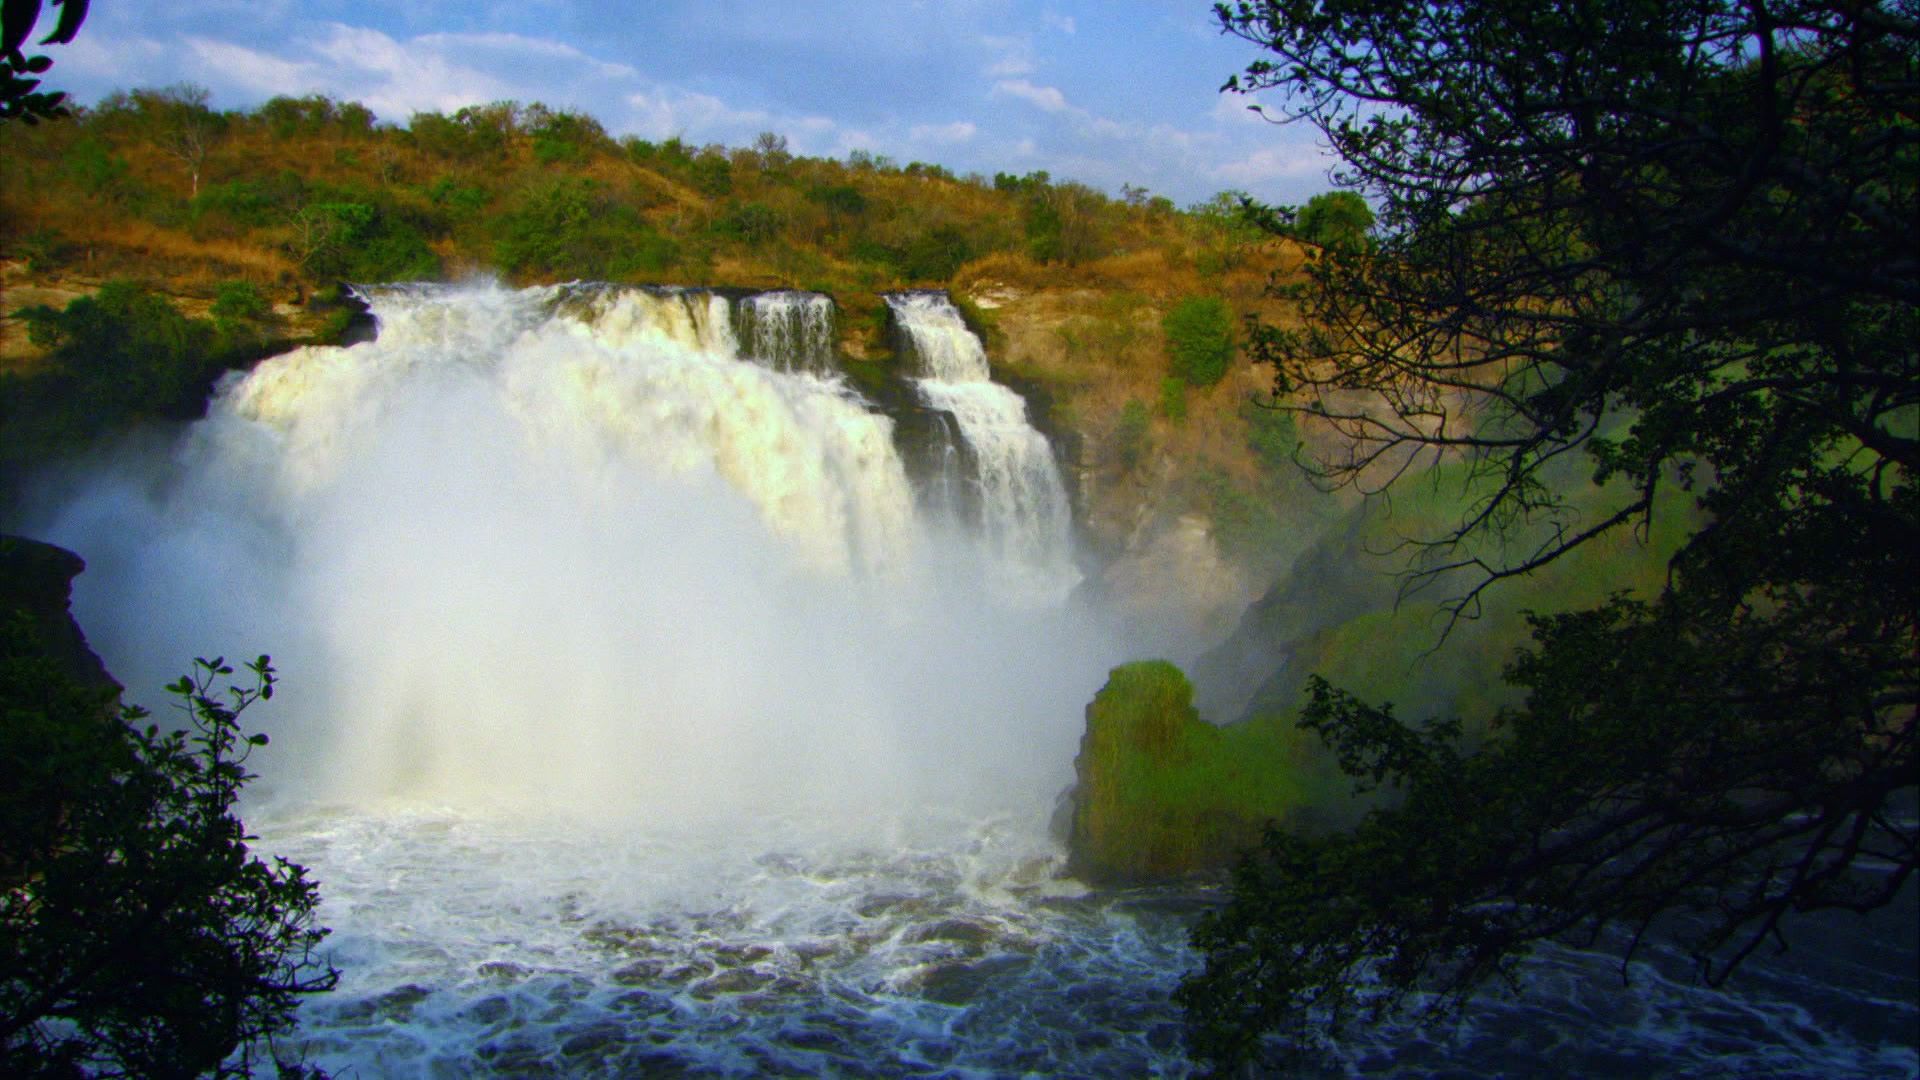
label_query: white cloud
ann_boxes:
[909,120,978,144]
[1043,13,1077,34]
[415,31,641,80]
[992,78,1071,114]
[1212,144,1329,185]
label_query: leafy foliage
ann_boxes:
[18,280,221,418]
[1186,0,1919,1069]
[0,637,336,1077]
[494,176,674,280]
[0,0,86,124]
[1292,190,1372,253]
[2,281,291,480]
[1162,295,1236,387]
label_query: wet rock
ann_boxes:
[711,943,774,966]
[915,954,1031,1006]
[558,1021,627,1058]
[611,959,666,986]
[461,994,513,1025]
[477,960,531,982]
[903,917,997,949]
[855,893,938,919]
[332,983,433,1023]
[689,967,776,999]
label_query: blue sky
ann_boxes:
[41,1,1337,207]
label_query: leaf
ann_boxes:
[2,0,44,58]
[41,0,84,45]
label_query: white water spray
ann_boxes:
[29,281,1115,831]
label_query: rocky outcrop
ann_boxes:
[1064,660,1320,884]
[0,535,116,692]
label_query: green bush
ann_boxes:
[713,201,785,246]
[1162,295,1236,387]
[1240,397,1299,477]
[59,138,129,201]
[1160,376,1188,423]
[292,198,439,282]
[1116,399,1152,471]
[1294,189,1374,252]
[494,177,673,279]
[18,280,220,419]
[210,281,285,350]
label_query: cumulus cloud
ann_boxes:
[992,78,1071,114]
[1212,144,1330,185]
[909,120,978,144]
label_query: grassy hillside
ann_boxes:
[1,90,1328,593]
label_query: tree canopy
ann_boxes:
[1182,0,1917,1070]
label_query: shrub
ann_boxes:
[18,280,219,419]
[1240,397,1299,477]
[494,177,674,279]
[1116,399,1152,471]
[210,281,285,350]
[1160,376,1188,424]
[1162,295,1236,387]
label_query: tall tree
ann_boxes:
[1182,0,1917,1070]
[136,83,225,198]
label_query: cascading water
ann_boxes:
[738,290,835,375]
[15,281,1913,1078]
[885,292,1079,605]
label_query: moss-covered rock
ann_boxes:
[1065,660,1323,883]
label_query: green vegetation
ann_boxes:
[1292,190,1372,253]
[1161,295,1235,387]
[1159,375,1187,423]
[1065,661,1328,883]
[3,281,301,480]
[1184,0,1918,1070]
[1,92,1198,296]
[1,540,335,1076]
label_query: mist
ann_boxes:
[18,282,1136,840]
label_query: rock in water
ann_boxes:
[1065,660,1320,883]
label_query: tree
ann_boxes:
[1182,0,1917,1070]
[1,0,86,123]
[135,84,226,198]
[1,592,336,1076]
[1292,190,1372,253]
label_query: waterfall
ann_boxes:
[886,292,1079,604]
[33,279,1117,820]
[739,290,835,374]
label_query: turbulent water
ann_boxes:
[18,281,1916,1078]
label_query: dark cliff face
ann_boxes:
[0,535,117,692]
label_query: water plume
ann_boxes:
[23,281,1119,837]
